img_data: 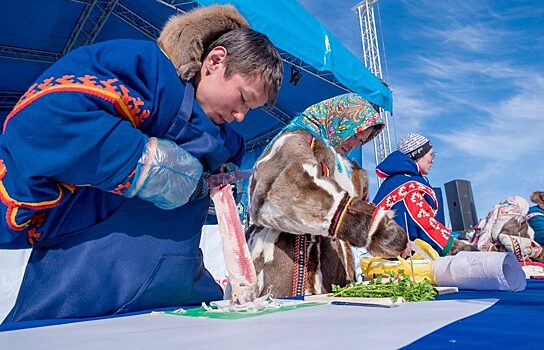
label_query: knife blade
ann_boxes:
[205,169,253,189]
[331,301,400,308]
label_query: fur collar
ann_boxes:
[157,5,249,81]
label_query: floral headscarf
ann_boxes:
[285,93,384,148]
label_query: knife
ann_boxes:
[205,169,253,189]
[331,301,400,308]
[404,213,416,283]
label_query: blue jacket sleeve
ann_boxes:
[3,92,146,189]
[528,206,544,245]
[0,91,146,244]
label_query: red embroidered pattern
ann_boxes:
[291,234,308,296]
[26,212,48,245]
[4,75,151,131]
[375,180,450,248]
[329,193,353,237]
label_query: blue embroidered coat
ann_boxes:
[0,39,244,322]
[372,151,454,255]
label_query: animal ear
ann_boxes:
[368,209,391,239]
[347,198,365,213]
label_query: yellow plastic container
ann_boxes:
[360,239,439,284]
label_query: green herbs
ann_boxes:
[331,271,438,302]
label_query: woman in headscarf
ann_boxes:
[246,93,409,297]
[283,92,384,156]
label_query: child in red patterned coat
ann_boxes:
[373,133,477,256]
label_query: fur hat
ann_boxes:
[157,5,249,82]
[531,191,544,209]
[398,133,432,160]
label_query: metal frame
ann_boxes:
[0,92,23,110]
[280,52,350,94]
[63,0,120,55]
[113,3,162,38]
[262,106,293,125]
[245,126,284,152]
[0,45,60,63]
[353,0,393,183]
[154,0,192,13]
[243,106,293,152]
[69,0,93,4]
[0,0,354,153]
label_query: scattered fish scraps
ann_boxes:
[160,295,323,320]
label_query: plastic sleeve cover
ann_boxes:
[126,137,203,210]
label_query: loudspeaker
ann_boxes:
[444,179,478,231]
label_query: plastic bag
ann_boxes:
[360,239,439,284]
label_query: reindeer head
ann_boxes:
[335,198,409,259]
[491,216,530,241]
[448,239,479,255]
[366,209,409,258]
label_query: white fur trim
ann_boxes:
[301,163,344,235]
[313,243,323,294]
[490,216,512,241]
[247,227,280,264]
[259,202,324,235]
[331,154,355,195]
[340,240,351,280]
[247,171,256,208]
[257,271,264,295]
[528,226,535,240]
[255,133,293,167]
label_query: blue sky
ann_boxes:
[298,0,544,222]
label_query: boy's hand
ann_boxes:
[189,172,210,201]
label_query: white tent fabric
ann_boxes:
[0,249,30,323]
[200,225,229,291]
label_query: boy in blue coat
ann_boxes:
[0,5,283,323]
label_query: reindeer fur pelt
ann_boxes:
[246,130,407,297]
[531,191,544,210]
[157,5,249,81]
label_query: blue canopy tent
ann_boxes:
[0,0,392,154]
[0,0,393,225]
